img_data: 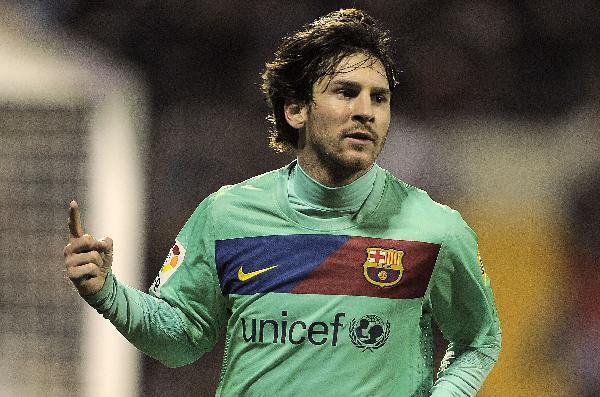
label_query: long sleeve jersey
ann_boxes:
[85,162,501,396]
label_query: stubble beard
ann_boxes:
[300,106,387,185]
[314,138,380,183]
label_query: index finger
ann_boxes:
[68,200,84,238]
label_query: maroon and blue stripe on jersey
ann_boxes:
[215,234,440,299]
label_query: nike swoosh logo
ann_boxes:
[238,264,278,281]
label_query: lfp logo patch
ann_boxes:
[150,240,186,297]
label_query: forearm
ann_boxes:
[83,272,203,367]
[430,331,501,396]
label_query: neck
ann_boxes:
[297,155,371,187]
[288,160,378,215]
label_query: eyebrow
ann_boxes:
[329,79,391,96]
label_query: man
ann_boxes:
[64,9,501,396]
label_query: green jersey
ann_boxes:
[86,162,500,396]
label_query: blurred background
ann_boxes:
[0,1,598,396]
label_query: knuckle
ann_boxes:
[69,240,82,253]
[64,255,76,268]
[71,236,96,254]
[65,267,77,280]
[79,277,96,291]
[83,263,97,275]
[86,262,100,274]
[90,251,102,263]
[69,263,95,280]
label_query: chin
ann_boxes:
[335,154,374,173]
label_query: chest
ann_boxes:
[215,234,441,300]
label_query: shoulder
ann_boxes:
[378,167,472,239]
[177,166,287,240]
[190,165,287,219]
[379,167,454,218]
[214,166,285,204]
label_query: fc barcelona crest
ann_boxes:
[363,247,404,287]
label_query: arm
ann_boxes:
[83,272,207,367]
[429,212,502,396]
[64,198,227,368]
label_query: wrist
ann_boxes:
[83,272,115,309]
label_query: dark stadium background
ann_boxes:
[1,1,599,396]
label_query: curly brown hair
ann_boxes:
[261,8,398,153]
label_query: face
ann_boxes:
[292,52,391,185]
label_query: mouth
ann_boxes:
[343,130,375,143]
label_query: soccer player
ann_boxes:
[64,9,501,396]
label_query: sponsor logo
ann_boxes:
[240,311,345,347]
[363,247,404,287]
[238,264,278,282]
[478,250,488,286]
[150,240,186,296]
[349,314,391,351]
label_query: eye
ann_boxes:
[336,88,358,99]
[373,94,389,104]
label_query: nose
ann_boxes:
[351,92,375,123]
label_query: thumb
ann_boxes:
[97,236,114,266]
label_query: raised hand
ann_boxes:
[63,200,113,296]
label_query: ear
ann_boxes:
[284,101,307,129]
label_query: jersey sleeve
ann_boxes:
[428,211,502,396]
[84,193,227,368]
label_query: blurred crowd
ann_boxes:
[28,0,600,221]
[28,0,600,119]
